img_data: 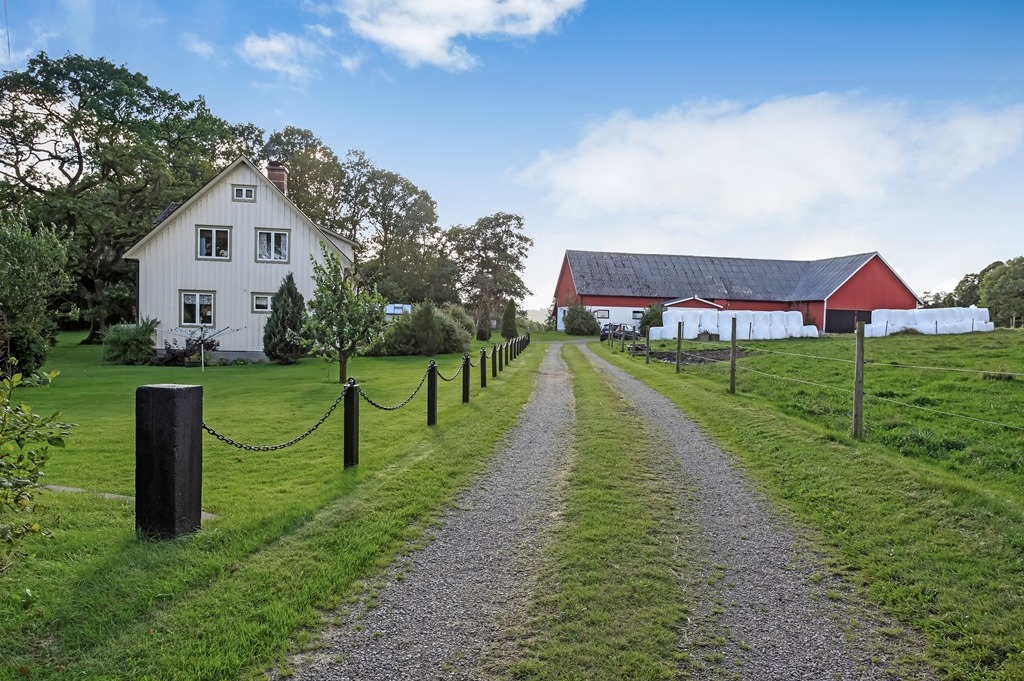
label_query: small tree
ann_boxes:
[263,273,306,364]
[563,303,601,336]
[980,256,1024,326]
[500,299,518,339]
[1,360,72,549]
[303,246,387,383]
[640,304,665,332]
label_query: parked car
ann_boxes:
[600,323,643,341]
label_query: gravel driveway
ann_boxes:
[282,340,925,680]
[284,343,574,680]
[579,344,926,680]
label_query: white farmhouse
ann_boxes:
[123,156,356,359]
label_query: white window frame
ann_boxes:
[632,310,645,320]
[180,290,215,327]
[232,184,256,202]
[255,228,291,263]
[594,309,610,319]
[196,225,232,260]
[252,293,273,314]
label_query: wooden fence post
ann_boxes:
[644,325,650,364]
[853,321,865,439]
[676,321,683,374]
[729,316,737,394]
[344,379,359,468]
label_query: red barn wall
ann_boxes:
[827,256,918,311]
[666,299,720,309]
[581,295,665,308]
[553,257,579,307]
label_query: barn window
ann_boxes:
[196,226,231,260]
[632,310,644,320]
[181,291,214,326]
[594,309,610,319]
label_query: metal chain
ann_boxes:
[202,383,349,452]
[436,359,465,382]
[360,368,429,411]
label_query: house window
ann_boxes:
[197,226,231,260]
[632,310,644,320]
[256,229,290,262]
[232,185,256,202]
[181,291,214,326]
[594,309,610,319]
[252,293,273,313]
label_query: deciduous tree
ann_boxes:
[302,246,386,383]
[979,257,1024,326]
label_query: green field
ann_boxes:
[601,329,1024,680]
[1,333,541,680]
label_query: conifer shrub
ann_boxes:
[501,299,518,339]
[262,273,306,364]
[563,303,601,335]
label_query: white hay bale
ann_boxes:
[801,325,819,338]
[752,324,772,340]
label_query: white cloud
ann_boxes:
[307,23,334,38]
[237,32,322,82]
[181,32,216,59]
[522,94,1024,229]
[339,53,365,73]
[338,0,585,70]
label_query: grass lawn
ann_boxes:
[600,330,1024,680]
[1,332,541,680]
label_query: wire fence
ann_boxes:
[635,324,1023,440]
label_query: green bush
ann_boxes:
[1,360,72,547]
[366,302,471,356]
[639,304,664,332]
[102,318,158,365]
[441,303,475,338]
[5,323,51,375]
[563,303,601,335]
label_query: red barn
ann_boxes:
[553,250,920,333]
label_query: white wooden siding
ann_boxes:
[134,163,352,353]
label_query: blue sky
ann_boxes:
[4,0,1024,310]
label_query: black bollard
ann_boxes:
[498,343,504,371]
[427,361,438,426]
[344,379,359,468]
[491,344,498,378]
[135,384,203,539]
[480,348,488,388]
[462,353,470,403]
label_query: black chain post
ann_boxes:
[480,348,487,388]
[462,353,470,403]
[491,344,498,378]
[344,378,359,468]
[427,360,438,426]
[497,342,503,372]
[504,340,510,367]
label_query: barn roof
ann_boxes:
[565,250,882,302]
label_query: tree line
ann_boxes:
[920,258,1024,326]
[0,52,531,371]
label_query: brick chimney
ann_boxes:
[267,161,288,196]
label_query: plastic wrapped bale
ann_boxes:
[914,322,938,335]
[662,308,683,332]
[718,312,736,341]
[981,321,995,332]
[752,311,771,327]
[953,320,973,334]
[801,325,819,338]
[872,309,893,328]
[682,310,702,339]
[733,311,753,340]
[752,324,772,340]
[648,326,664,341]
[769,312,788,339]
[935,307,958,324]
[968,307,991,324]
[698,309,719,335]
[889,309,915,333]
[785,310,803,337]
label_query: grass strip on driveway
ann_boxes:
[502,344,690,680]
[598,341,1024,681]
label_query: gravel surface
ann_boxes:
[285,343,574,681]
[580,345,924,681]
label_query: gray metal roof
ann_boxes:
[566,250,879,302]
